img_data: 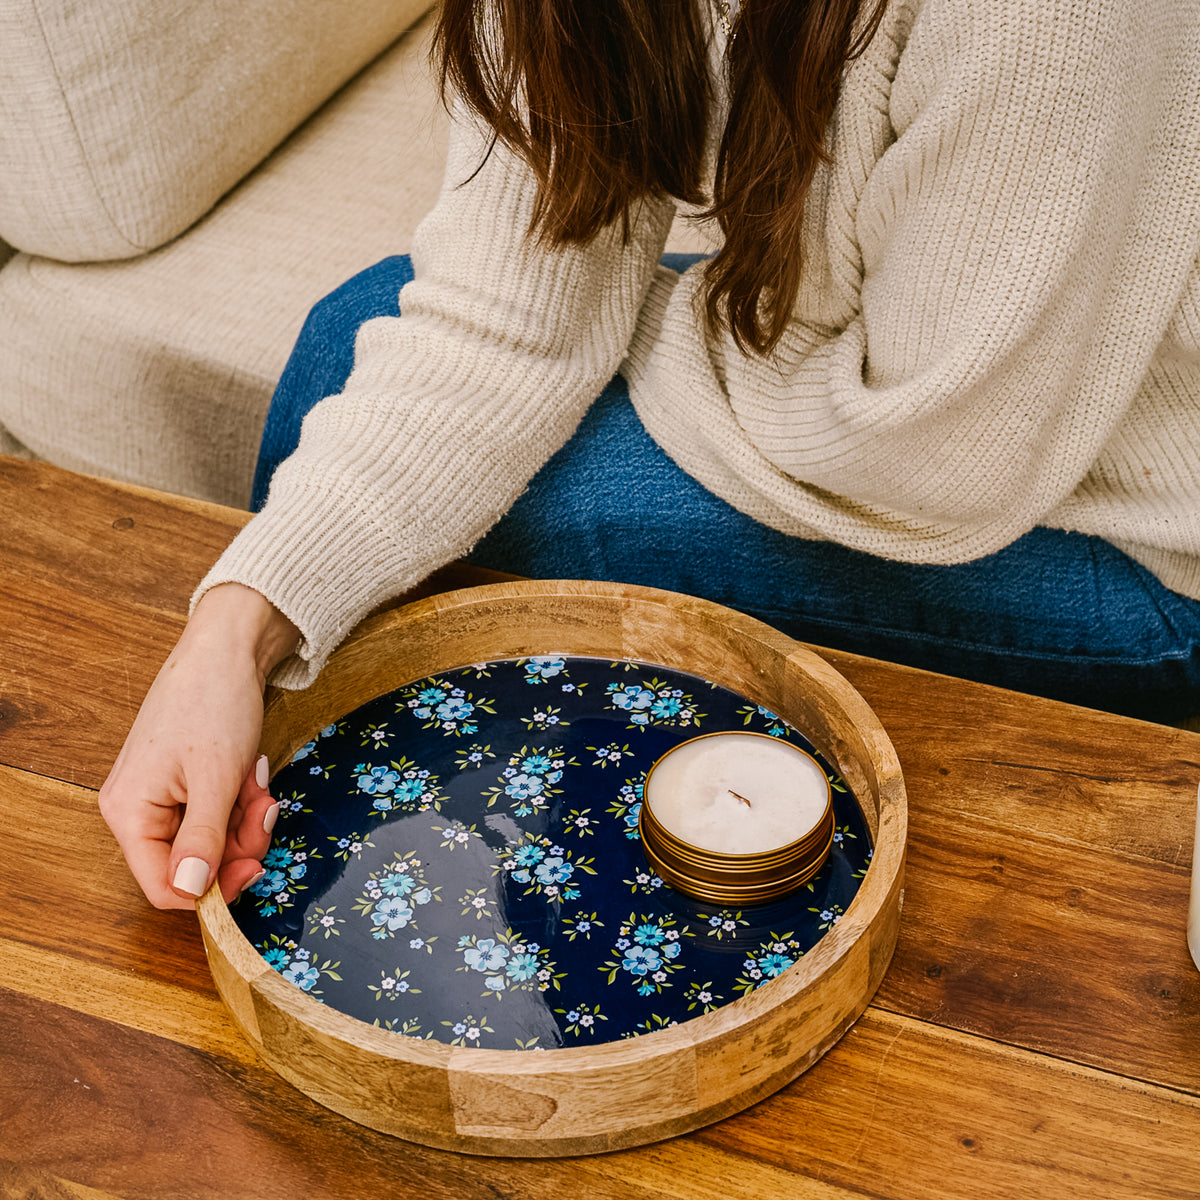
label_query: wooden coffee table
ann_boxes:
[2,455,1198,1199]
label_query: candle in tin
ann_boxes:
[639,732,834,905]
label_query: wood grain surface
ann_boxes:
[2,456,1199,1198]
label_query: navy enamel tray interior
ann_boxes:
[233,655,873,1051]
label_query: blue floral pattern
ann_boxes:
[351,851,441,940]
[233,656,872,1048]
[245,836,317,917]
[399,677,496,737]
[605,676,705,731]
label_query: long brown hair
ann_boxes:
[435,0,886,356]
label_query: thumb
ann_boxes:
[168,779,239,900]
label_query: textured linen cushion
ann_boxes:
[0,12,716,507]
[0,15,451,504]
[0,0,432,261]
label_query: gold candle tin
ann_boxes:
[638,733,836,906]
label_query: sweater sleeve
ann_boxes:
[196,112,676,686]
[623,0,1193,565]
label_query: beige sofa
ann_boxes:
[0,0,710,509]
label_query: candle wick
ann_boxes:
[728,790,753,808]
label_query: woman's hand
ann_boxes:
[99,583,301,909]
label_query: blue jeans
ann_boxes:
[255,255,1200,722]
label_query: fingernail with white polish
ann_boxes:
[173,857,210,897]
[263,802,281,836]
[255,754,270,790]
[241,869,265,895]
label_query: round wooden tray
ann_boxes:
[197,580,907,1157]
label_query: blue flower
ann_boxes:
[759,952,794,977]
[526,656,566,679]
[637,981,657,996]
[283,963,320,990]
[379,870,415,897]
[662,941,682,960]
[463,938,509,973]
[610,684,655,711]
[576,920,591,933]
[308,765,321,775]
[411,887,432,905]
[513,844,546,867]
[565,1009,581,1023]
[521,753,553,775]
[506,952,539,981]
[262,947,289,970]
[355,765,400,795]
[436,698,474,722]
[623,802,642,829]
[372,897,414,931]
[484,975,507,992]
[622,945,663,977]
[417,686,447,705]
[287,862,307,881]
[505,773,544,801]
[630,711,651,725]
[534,856,573,886]
[633,922,666,946]
[650,696,682,719]
[320,724,338,737]
[253,869,288,897]
[395,778,427,803]
[263,846,293,869]
[291,741,316,761]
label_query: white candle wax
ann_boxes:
[1189,781,1200,973]
[645,733,829,855]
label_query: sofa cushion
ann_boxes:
[0,12,717,507]
[0,0,433,261]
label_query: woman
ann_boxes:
[100,0,1200,908]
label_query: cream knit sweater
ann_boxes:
[200,0,1200,688]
